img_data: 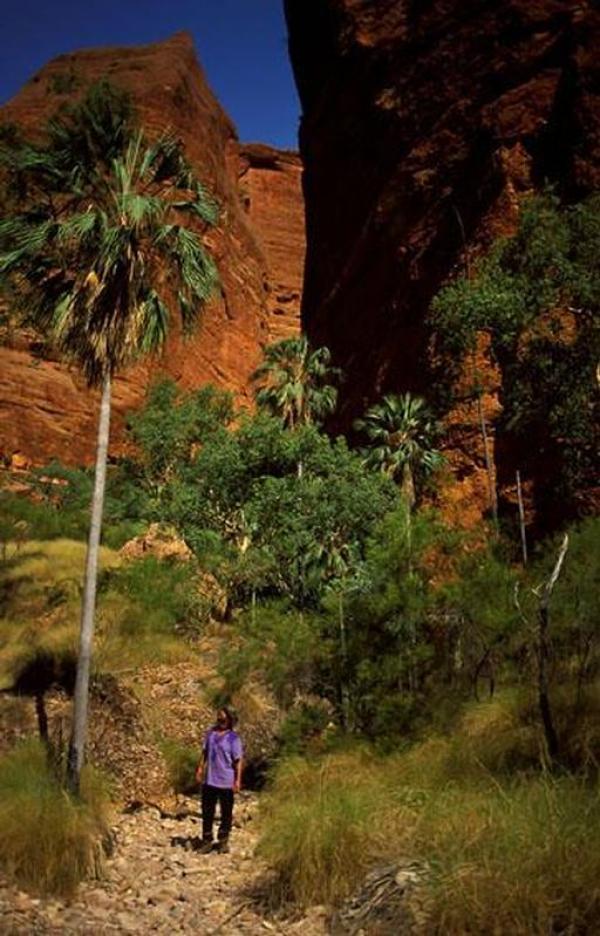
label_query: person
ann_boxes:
[195,707,243,854]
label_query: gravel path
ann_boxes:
[0,793,328,935]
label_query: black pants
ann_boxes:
[202,784,234,842]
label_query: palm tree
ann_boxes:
[354,393,443,511]
[251,336,341,430]
[0,84,219,791]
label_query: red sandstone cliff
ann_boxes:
[0,33,304,465]
[285,0,599,523]
[239,144,304,343]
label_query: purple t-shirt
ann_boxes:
[203,729,243,789]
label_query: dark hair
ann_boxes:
[216,706,236,730]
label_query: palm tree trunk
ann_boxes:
[401,463,414,573]
[67,373,111,794]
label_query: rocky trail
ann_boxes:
[0,793,328,935]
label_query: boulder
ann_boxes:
[120,524,193,563]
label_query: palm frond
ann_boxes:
[251,336,341,427]
[356,392,444,487]
[138,290,170,352]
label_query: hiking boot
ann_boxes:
[215,839,230,854]
[195,840,214,854]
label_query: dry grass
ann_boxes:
[259,693,600,932]
[0,539,195,689]
[413,776,600,935]
[2,538,120,585]
[0,739,111,896]
[259,748,397,906]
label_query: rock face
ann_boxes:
[284,0,600,521]
[0,33,304,465]
[239,144,304,342]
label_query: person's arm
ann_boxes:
[233,756,243,793]
[232,734,244,792]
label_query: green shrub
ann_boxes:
[278,701,334,756]
[0,491,88,542]
[104,556,202,638]
[0,462,150,548]
[159,738,199,794]
[218,602,325,709]
[101,519,146,550]
[0,739,111,895]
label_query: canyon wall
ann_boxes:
[285,0,599,523]
[0,33,304,465]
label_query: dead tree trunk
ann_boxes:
[536,534,569,765]
[516,470,528,565]
[477,393,498,525]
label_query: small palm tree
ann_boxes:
[251,336,341,430]
[354,393,443,510]
[0,84,219,791]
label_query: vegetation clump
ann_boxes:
[259,727,600,933]
[0,740,111,896]
[430,191,600,519]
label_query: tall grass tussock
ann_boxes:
[259,692,600,933]
[0,740,111,895]
[0,540,199,689]
[259,748,395,907]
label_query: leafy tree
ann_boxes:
[251,336,341,430]
[132,394,396,611]
[242,427,396,605]
[442,540,521,698]
[0,84,219,790]
[128,378,233,509]
[354,392,443,510]
[217,601,325,710]
[430,191,600,520]
[342,506,447,734]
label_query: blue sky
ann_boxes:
[0,0,300,149]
